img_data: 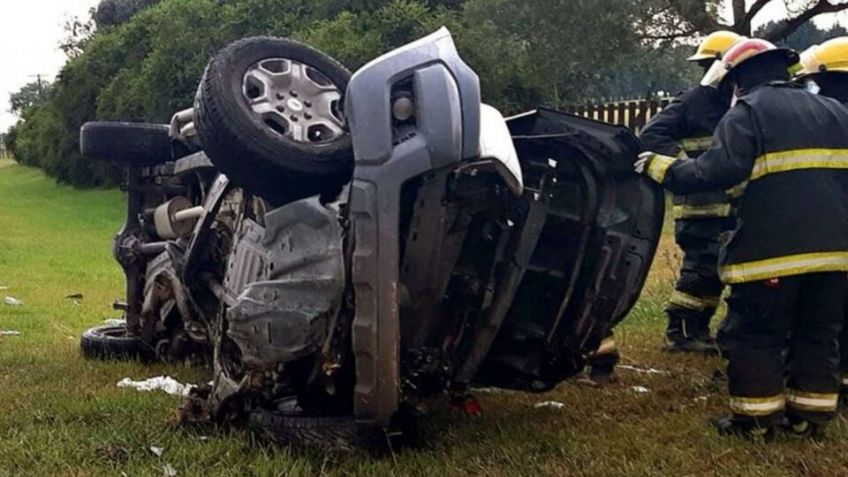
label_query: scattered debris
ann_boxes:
[117,376,195,397]
[694,395,709,403]
[451,395,483,415]
[95,444,131,465]
[4,296,23,306]
[149,446,164,457]
[0,286,9,291]
[575,377,602,387]
[630,386,651,394]
[0,330,22,337]
[163,464,178,477]
[472,387,505,394]
[534,401,567,410]
[617,364,669,375]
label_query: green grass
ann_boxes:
[2,161,848,476]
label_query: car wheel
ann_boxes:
[194,36,353,205]
[80,324,148,360]
[80,122,172,165]
[247,410,380,452]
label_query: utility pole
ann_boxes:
[27,74,50,101]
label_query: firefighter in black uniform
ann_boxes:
[796,37,848,400]
[639,30,741,354]
[638,38,848,438]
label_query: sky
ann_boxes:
[2,0,848,131]
[0,0,99,131]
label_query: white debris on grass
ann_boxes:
[0,330,22,337]
[4,296,23,306]
[617,364,669,375]
[0,286,9,291]
[534,401,567,410]
[163,463,178,477]
[472,387,505,394]
[630,386,651,394]
[149,446,164,457]
[117,376,195,397]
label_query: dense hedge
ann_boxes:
[6,0,696,187]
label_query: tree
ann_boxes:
[9,80,52,114]
[94,0,162,27]
[756,18,848,48]
[638,0,848,44]
[733,0,848,42]
[60,9,97,58]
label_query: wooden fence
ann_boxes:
[562,97,673,134]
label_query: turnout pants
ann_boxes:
[666,218,727,340]
[718,272,846,426]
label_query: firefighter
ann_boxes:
[637,38,848,438]
[795,36,848,399]
[639,30,742,355]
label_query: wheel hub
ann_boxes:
[242,58,346,144]
[286,97,304,112]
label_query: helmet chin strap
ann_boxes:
[730,84,743,107]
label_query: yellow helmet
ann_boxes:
[688,30,744,62]
[799,37,848,75]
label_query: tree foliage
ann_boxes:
[94,0,162,27]
[9,0,842,188]
[9,81,52,115]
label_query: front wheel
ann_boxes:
[194,36,354,205]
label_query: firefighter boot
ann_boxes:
[778,416,823,439]
[663,314,719,355]
[586,334,619,385]
[710,415,775,441]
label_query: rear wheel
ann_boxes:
[194,36,353,205]
[80,324,148,361]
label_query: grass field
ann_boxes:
[2,160,848,477]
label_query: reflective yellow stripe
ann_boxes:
[672,203,732,219]
[668,291,721,311]
[679,136,713,153]
[594,337,617,355]
[729,395,785,416]
[646,154,677,183]
[727,181,748,199]
[750,148,848,181]
[786,389,839,412]
[704,295,722,308]
[719,252,848,284]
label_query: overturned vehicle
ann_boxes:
[80,28,663,447]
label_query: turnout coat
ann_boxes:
[646,82,848,284]
[640,85,731,220]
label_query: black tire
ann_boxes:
[194,36,354,205]
[247,410,381,452]
[80,122,172,165]
[80,324,147,361]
